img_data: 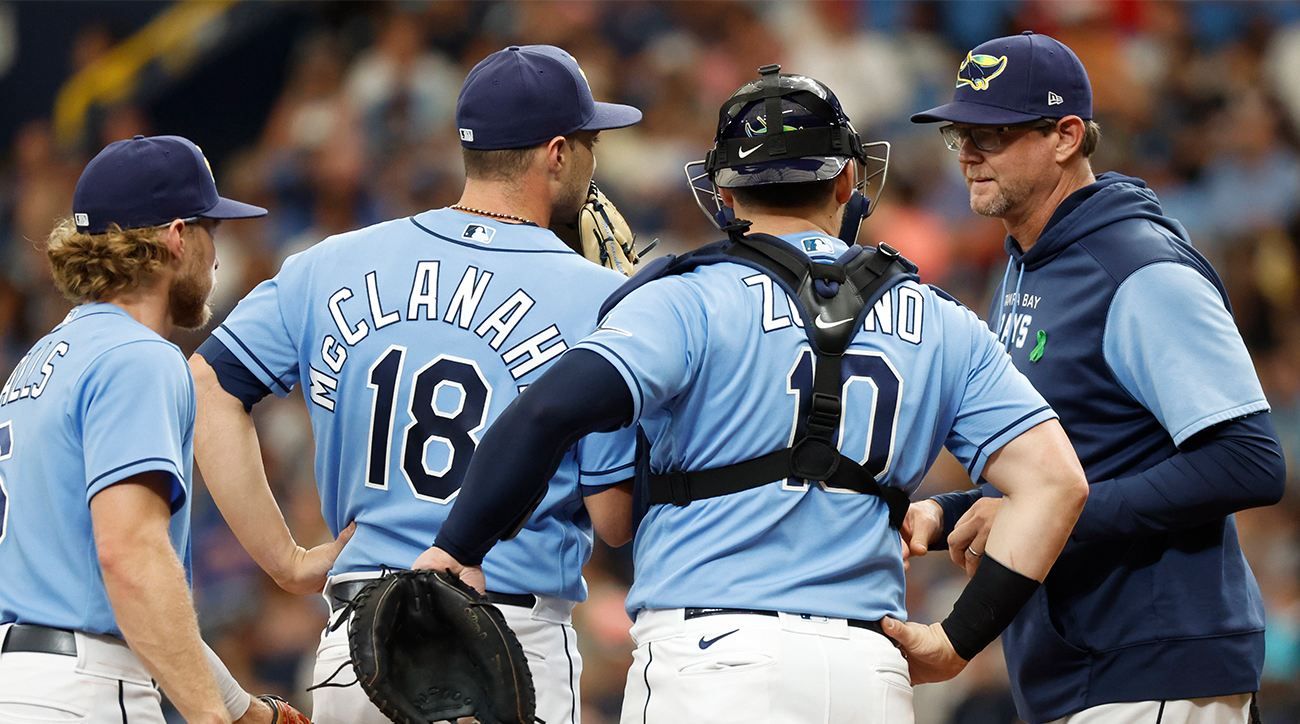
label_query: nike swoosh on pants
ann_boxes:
[698,629,740,649]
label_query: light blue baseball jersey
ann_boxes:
[1102,261,1267,446]
[212,209,635,601]
[0,303,193,637]
[577,231,1056,622]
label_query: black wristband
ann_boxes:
[940,554,1040,660]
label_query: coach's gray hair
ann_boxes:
[1040,118,1102,158]
[1081,120,1102,158]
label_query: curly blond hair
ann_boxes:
[45,217,175,303]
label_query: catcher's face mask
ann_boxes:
[685,65,890,243]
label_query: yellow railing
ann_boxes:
[54,0,239,147]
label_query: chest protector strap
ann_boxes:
[611,220,917,528]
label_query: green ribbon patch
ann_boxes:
[1030,329,1047,362]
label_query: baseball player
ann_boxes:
[189,45,641,724]
[415,66,1090,724]
[908,32,1286,724]
[0,136,309,724]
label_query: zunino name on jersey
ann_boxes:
[309,260,570,412]
[744,271,927,345]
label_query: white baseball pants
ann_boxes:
[0,623,250,724]
[619,608,913,724]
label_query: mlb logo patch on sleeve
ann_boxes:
[463,224,495,243]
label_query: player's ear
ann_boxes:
[1054,116,1086,163]
[160,219,187,264]
[833,167,854,205]
[718,187,736,209]
[543,136,568,175]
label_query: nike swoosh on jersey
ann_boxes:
[698,629,740,649]
[737,143,762,159]
[598,325,634,337]
[814,315,854,329]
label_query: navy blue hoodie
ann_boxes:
[939,173,1274,722]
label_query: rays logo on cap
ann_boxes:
[956,52,1008,91]
[571,53,591,89]
[463,224,494,243]
[196,144,216,182]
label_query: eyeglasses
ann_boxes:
[939,120,1056,153]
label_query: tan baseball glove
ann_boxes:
[553,182,656,277]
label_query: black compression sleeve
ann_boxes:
[434,349,634,565]
[195,336,274,412]
[1071,412,1285,540]
[940,554,1040,660]
[925,486,988,551]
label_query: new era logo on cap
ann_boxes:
[1048,91,1064,106]
[74,213,89,227]
[459,129,474,142]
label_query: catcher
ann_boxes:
[190,44,644,724]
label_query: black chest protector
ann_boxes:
[601,221,919,528]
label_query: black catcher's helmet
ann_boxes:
[710,65,862,188]
[685,64,890,239]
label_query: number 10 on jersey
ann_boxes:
[365,346,492,503]
[785,348,903,489]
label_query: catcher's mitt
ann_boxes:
[348,570,535,724]
[553,182,657,277]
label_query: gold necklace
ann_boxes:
[449,204,534,225]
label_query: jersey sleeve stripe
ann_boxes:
[965,405,1055,476]
[409,218,575,255]
[215,325,293,395]
[580,461,635,476]
[87,457,184,489]
[576,341,644,420]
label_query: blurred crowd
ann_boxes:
[1,2,1299,723]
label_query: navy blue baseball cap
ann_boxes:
[456,45,642,150]
[911,31,1092,125]
[73,135,266,235]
